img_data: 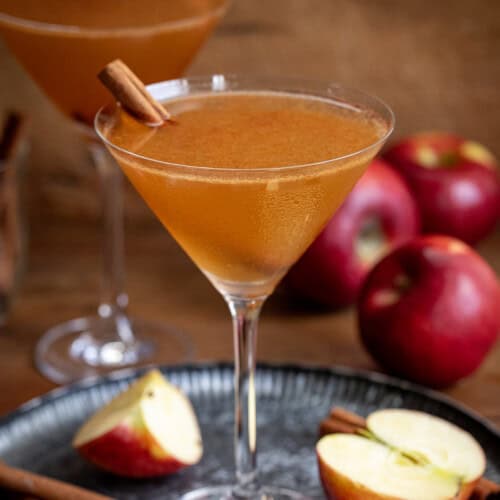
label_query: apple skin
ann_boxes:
[318,452,401,500]
[76,422,187,478]
[73,370,202,478]
[358,235,500,388]
[384,132,500,245]
[284,159,420,308]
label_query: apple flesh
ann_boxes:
[358,235,500,387]
[73,370,202,477]
[384,132,500,245]
[318,434,460,500]
[367,410,485,488]
[317,409,485,500]
[285,159,420,308]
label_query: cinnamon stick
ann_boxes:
[471,478,500,499]
[98,59,170,126]
[0,113,28,163]
[319,417,361,436]
[320,407,500,499]
[319,407,367,437]
[0,461,113,500]
[329,407,367,428]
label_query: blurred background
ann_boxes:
[1,0,499,222]
[0,0,498,415]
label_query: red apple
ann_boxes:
[284,159,420,307]
[358,235,500,387]
[73,370,202,477]
[384,132,500,245]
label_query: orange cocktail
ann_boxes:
[97,76,393,498]
[101,90,387,297]
[0,0,227,124]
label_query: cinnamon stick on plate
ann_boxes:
[319,407,368,436]
[470,478,500,500]
[98,59,171,126]
[320,407,500,500]
[0,461,113,500]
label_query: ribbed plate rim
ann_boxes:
[0,362,497,439]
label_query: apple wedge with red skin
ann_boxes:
[285,159,420,308]
[384,132,500,245]
[358,235,500,388]
[73,370,202,478]
[317,409,486,500]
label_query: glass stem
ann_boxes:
[89,143,135,344]
[227,295,266,497]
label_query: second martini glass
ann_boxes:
[96,76,394,499]
[0,0,229,383]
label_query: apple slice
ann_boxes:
[317,409,486,500]
[317,434,460,500]
[367,409,485,497]
[73,370,202,478]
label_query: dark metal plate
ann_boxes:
[0,363,498,499]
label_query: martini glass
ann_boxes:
[0,0,229,383]
[96,76,394,499]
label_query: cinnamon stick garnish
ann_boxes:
[98,59,170,126]
[0,461,113,500]
[320,407,500,499]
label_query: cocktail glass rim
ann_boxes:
[95,74,395,174]
[0,0,230,35]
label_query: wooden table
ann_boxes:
[0,0,499,427]
[0,219,498,427]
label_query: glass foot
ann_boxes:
[35,315,194,384]
[181,486,310,500]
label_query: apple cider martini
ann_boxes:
[96,76,394,499]
[0,0,229,383]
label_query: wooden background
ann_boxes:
[1,0,499,222]
[0,0,499,424]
